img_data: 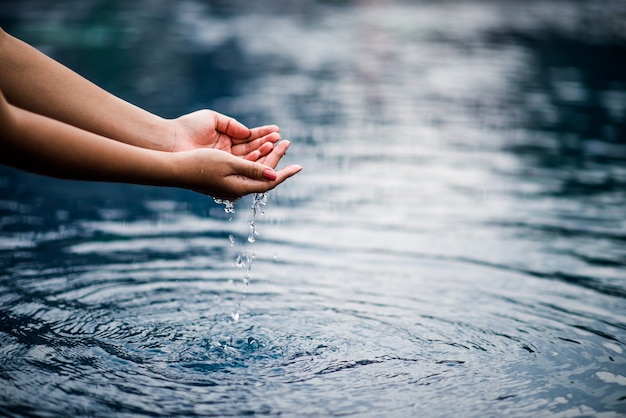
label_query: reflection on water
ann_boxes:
[1,0,625,416]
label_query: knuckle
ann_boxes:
[246,163,260,179]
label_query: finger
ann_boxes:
[224,164,302,200]
[273,164,303,185]
[244,124,280,141]
[258,140,275,156]
[232,132,280,156]
[244,149,262,162]
[234,159,278,181]
[246,141,275,160]
[213,112,251,139]
[257,140,291,169]
[243,141,275,161]
[242,164,303,194]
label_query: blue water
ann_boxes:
[1,0,625,416]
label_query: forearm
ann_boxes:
[0,95,175,187]
[0,89,301,199]
[0,28,175,151]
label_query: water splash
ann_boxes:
[230,311,240,322]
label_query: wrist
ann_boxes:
[150,116,178,152]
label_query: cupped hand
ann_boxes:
[172,143,302,201]
[170,109,281,160]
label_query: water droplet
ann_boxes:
[231,311,239,322]
[228,234,235,246]
[243,273,250,288]
[213,197,236,213]
[251,192,268,217]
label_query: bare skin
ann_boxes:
[0,28,301,200]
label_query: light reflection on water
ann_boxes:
[1,0,625,416]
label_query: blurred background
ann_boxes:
[0,0,625,416]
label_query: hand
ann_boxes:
[172,145,302,201]
[170,110,281,161]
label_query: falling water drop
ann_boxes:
[213,197,236,214]
[247,193,268,243]
[235,254,243,268]
[248,221,256,243]
[252,192,268,217]
[243,273,250,288]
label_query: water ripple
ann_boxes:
[1,0,626,416]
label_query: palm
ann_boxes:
[172,110,280,160]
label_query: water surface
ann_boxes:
[1,0,625,416]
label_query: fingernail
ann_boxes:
[264,168,277,181]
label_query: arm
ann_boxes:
[0,88,302,200]
[0,28,280,156]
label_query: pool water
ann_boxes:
[1,0,625,416]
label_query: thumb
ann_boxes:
[239,159,277,181]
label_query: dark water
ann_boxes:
[1,0,626,416]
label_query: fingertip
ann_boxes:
[275,139,291,152]
[268,132,281,142]
[258,141,274,155]
[276,164,303,180]
[245,150,261,161]
[290,164,303,175]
